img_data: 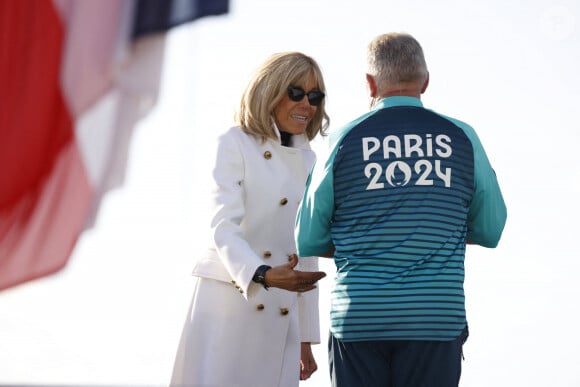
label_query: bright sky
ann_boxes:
[1,0,579,386]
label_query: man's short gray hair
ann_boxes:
[367,32,428,87]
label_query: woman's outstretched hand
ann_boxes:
[264,254,326,292]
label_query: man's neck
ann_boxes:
[381,87,422,99]
[379,80,425,99]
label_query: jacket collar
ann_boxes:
[372,96,424,111]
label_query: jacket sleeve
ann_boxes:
[467,142,507,247]
[451,120,507,247]
[295,123,357,256]
[296,256,321,344]
[295,152,336,256]
[210,130,264,299]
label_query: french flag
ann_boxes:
[0,0,229,291]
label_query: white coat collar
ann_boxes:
[271,119,310,150]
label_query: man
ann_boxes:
[295,32,507,387]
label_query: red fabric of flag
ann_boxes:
[0,0,92,291]
[0,0,229,291]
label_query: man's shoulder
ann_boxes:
[328,110,380,146]
[425,109,474,132]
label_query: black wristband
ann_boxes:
[252,265,272,289]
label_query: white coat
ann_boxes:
[170,126,320,387]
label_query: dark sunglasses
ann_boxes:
[287,85,325,106]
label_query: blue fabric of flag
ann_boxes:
[132,0,229,38]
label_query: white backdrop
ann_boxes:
[1,1,579,386]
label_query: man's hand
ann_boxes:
[264,254,326,292]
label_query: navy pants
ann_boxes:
[329,326,469,387]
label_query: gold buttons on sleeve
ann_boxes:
[263,251,272,259]
[263,151,272,160]
[231,280,243,294]
[279,198,288,205]
[280,308,289,316]
[257,304,265,311]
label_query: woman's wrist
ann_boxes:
[252,265,272,289]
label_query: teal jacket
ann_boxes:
[295,96,507,341]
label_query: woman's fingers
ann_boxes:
[287,253,298,269]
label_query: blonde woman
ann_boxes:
[170,52,329,387]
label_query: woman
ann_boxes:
[170,52,330,387]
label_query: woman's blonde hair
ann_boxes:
[235,52,329,142]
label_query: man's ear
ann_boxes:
[421,72,430,94]
[366,74,377,98]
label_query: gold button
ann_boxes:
[231,280,236,284]
[257,304,265,310]
[280,308,289,316]
[279,198,288,205]
[264,151,272,160]
[263,251,272,259]
[239,289,244,294]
